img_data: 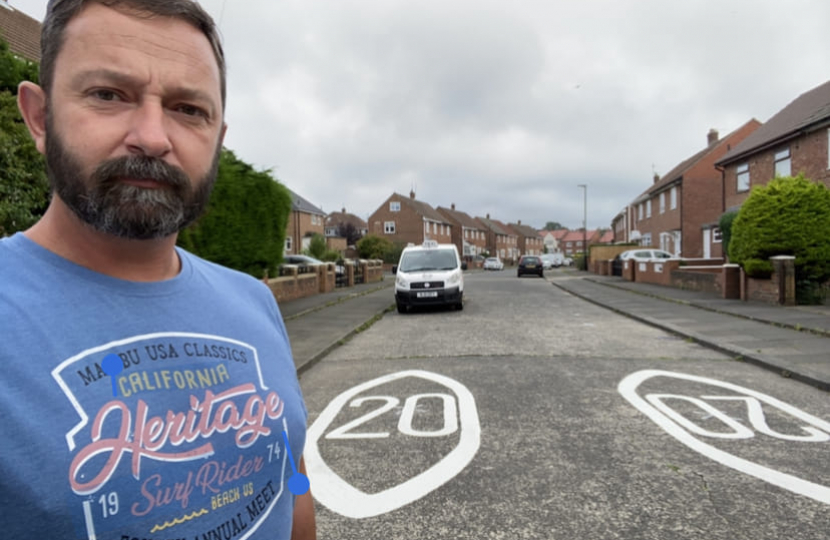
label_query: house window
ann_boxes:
[713,227,722,243]
[642,233,652,246]
[774,148,791,177]
[433,223,437,234]
[285,237,293,252]
[390,201,401,212]
[737,163,750,192]
[384,221,396,234]
[646,200,652,218]
[638,204,644,220]
[425,222,429,233]
[670,186,677,209]
[659,193,665,214]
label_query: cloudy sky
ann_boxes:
[11,0,830,230]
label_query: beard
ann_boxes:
[44,116,221,240]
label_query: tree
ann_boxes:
[336,222,363,245]
[0,38,49,236]
[730,175,830,303]
[177,149,292,278]
[543,221,565,231]
[305,233,327,259]
[356,234,393,260]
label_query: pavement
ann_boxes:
[279,269,830,392]
[549,270,830,392]
[279,276,395,374]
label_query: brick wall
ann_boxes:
[670,269,722,294]
[631,259,681,286]
[744,274,779,304]
[265,273,319,302]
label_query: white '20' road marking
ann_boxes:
[619,370,830,505]
[305,370,480,518]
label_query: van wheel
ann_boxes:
[397,303,407,314]
[455,301,464,311]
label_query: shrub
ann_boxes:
[356,234,393,259]
[177,149,291,279]
[305,233,327,259]
[730,175,830,303]
[718,209,739,259]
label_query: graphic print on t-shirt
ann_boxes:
[52,332,293,540]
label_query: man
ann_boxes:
[1,1,316,538]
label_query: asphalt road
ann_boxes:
[299,269,830,539]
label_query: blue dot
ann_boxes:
[101,354,123,376]
[287,473,310,496]
[102,354,123,397]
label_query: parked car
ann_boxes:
[483,257,504,271]
[618,249,675,262]
[540,253,563,269]
[517,255,544,278]
[283,254,345,275]
[392,240,466,313]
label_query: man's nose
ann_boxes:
[124,102,173,158]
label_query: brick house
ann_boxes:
[717,80,830,214]
[436,204,488,261]
[627,121,761,258]
[325,207,368,250]
[539,229,567,253]
[475,215,515,262]
[598,230,614,244]
[561,229,599,258]
[0,1,41,62]
[492,219,521,263]
[368,191,452,247]
[508,221,545,256]
[285,189,326,255]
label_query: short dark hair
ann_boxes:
[40,0,226,109]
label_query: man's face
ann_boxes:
[44,3,226,239]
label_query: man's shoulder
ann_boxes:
[180,249,273,298]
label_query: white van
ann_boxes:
[392,240,466,313]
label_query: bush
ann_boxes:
[177,149,291,279]
[356,234,393,260]
[730,175,830,303]
[0,38,48,236]
[718,209,739,259]
[322,249,341,262]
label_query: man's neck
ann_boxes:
[24,199,181,282]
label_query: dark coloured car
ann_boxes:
[517,255,544,278]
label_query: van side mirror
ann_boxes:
[461,262,468,271]
[392,265,398,274]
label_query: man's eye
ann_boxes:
[176,104,207,118]
[91,89,120,101]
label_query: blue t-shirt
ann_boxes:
[0,233,307,540]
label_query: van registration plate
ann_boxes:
[417,291,438,298]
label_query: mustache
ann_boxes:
[91,155,190,189]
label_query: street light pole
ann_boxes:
[578,184,587,270]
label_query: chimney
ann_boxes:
[451,203,455,210]
[486,213,490,219]
[409,190,416,199]
[341,207,346,213]
[518,219,522,225]
[653,173,660,184]
[708,128,719,146]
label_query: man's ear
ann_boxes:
[17,81,48,155]
[219,121,228,146]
